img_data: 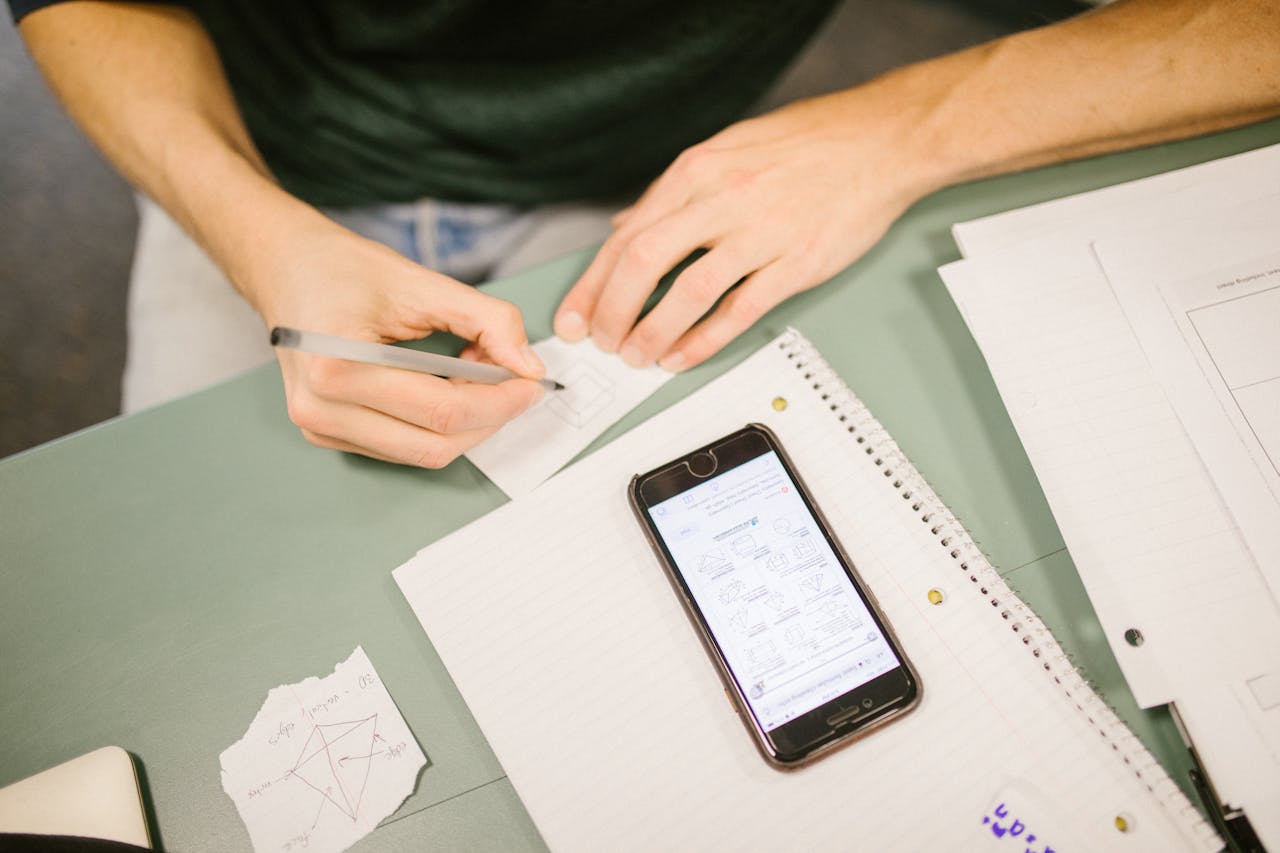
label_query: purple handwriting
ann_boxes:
[982,803,1055,853]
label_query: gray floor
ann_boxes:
[0,0,1083,459]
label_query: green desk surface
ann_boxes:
[4,118,1278,851]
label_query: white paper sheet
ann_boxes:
[1095,201,1280,603]
[952,145,1280,258]
[939,254,1278,708]
[396,331,1217,853]
[938,145,1280,848]
[465,337,673,497]
[1091,198,1280,847]
[219,647,427,853]
[938,144,1280,708]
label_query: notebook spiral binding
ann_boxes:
[777,330,1217,844]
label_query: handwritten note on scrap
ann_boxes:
[219,647,427,853]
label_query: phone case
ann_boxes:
[629,423,921,769]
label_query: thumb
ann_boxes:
[419,278,546,380]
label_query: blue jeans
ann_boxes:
[326,199,536,284]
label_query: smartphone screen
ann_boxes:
[632,425,918,765]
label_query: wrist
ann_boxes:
[807,62,970,212]
[213,189,333,326]
[866,44,1008,201]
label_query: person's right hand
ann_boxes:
[241,211,547,468]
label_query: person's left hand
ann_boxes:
[553,86,939,371]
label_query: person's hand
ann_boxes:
[243,212,546,468]
[553,87,940,371]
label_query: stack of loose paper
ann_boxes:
[937,143,1280,849]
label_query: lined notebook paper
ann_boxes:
[395,330,1217,852]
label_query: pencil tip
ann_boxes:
[553,381,565,391]
[269,327,282,346]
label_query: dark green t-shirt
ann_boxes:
[179,0,837,207]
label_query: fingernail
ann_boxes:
[619,343,650,368]
[658,351,686,372]
[520,343,545,376]
[555,310,587,341]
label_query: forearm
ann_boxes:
[19,1,321,319]
[871,0,1280,198]
[559,0,1279,370]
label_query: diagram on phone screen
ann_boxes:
[746,641,778,665]
[698,548,730,574]
[719,580,745,604]
[648,451,902,732]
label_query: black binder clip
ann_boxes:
[1173,705,1266,853]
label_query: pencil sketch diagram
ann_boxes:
[731,534,757,556]
[546,362,614,428]
[800,574,824,596]
[285,714,383,828]
[220,648,429,853]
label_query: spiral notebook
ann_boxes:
[394,330,1219,852]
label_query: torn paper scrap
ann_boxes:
[219,647,427,853]
[466,336,674,497]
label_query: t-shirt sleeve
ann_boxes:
[8,0,74,22]
[7,0,181,24]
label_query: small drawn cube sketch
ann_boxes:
[546,363,615,428]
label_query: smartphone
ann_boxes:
[629,423,920,767]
